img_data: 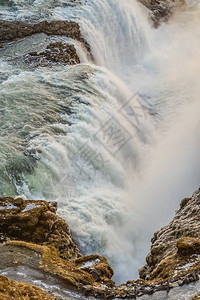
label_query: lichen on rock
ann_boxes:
[0,274,57,300]
[139,188,200,281]
[0,197,81,260]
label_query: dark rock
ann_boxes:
[25,42,80,67]
[138,0,185,27]
[0,19,91,57]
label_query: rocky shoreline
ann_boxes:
[1,189,200,299]
[0,19,92,67]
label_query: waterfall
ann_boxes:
[0,0,200,283]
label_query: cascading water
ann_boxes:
[0,0,200,284]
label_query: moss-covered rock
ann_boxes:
[0,241,116,298]
[0,197,81,260]
[139,188,200,281]
[0,274,57,300]
[177,237,200,256]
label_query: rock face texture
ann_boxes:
[139,0,185,27]
[0,197,81,260]
[0,20,90,54]
[0,274,57,300]
[139,188,200,280]
[1,191,200,299]
[0,197,115,299]
[0,20,77,41]
[25,42,80,67]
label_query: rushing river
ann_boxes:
[0,0,200,284]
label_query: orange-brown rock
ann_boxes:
[0,241,115,297]
[0,197,81,260]
[177,237,200,256]
[139,188,200,281]
[0,274,57,300]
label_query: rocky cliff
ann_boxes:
[139,188,200,281]
[1,191,200,299]
[139,0,185,26]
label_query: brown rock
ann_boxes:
[26,42,80,67]
[74,254,114,283]
[0,274,57,300]
[0,19,91,56]
[177,237,200,256]
[0,197,81,260]
[139,188,200,280]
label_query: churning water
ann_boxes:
[0,0,200,283]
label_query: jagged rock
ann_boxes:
[0,19,91,55]
[0,197,81,260]
[0,241,115,298]
[138,0,185,27]
[0,197,116,299]
[74,254,114,283]
[139,188,200,280]
[0,241,94,287]
[25,42,80,67]
[0,274,56,300]
[177,237,200,256]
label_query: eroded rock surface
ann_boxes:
[0,19,91,58]
[0,197,81,260]
[1,191,200,299]
[0,241,115,298]
[25,42,80,67]
[0,197,116,299]
[0,274,56,300]
[139,188,200,280]
[139,0,185,27]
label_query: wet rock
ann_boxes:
[0,19,91,56]
[75,254,114,283]
[138,0,185,27]
[0,197,81,260]
[139,189,200,280]
[25,42,80,67]
[0,274,56,300]
[0,241,94,287]
[0,241,117,298]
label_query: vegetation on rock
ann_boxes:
[0,275,57,300]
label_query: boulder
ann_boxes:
[25,42,80,67]
[0,19,91,56]
[0,197,81,260]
